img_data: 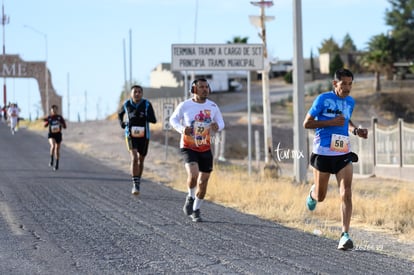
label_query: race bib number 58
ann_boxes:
[330,134,350,153]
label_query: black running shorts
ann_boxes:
[310,152,358,174]
[48,132,62,144]
[180,148,213,173]
[125,136,149,156]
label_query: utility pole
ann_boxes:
[1,0,9,111]
[250,0,278,176]
[123,38,128,98]
[67,72,70,121]
[84,90,87,121]
[44,33,48,115]
[24,24,48,115]
[292,0,308,183]
[1,0,7,55]
[129,29,132,87]
[190,0,199,98]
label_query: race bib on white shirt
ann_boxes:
[193,121,210,146]
[131,126,145,138]
[330,134,350,153]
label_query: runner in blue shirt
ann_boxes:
[303,68,368,250]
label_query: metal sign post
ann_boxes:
[163,103,174,161]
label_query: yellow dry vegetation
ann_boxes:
[167,163,414,244]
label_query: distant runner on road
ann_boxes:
[44,105,67,171]
[7,103,20,135]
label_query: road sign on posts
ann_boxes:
[171,44,264,71]
[171,43,264,176]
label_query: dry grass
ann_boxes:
[167,163,414,243]
[20,119,92,153]
[353,183,414,237]
[19,119,44,130]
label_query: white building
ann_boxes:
[150,63,245,92]
[150,63,183,88]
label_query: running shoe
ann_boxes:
[306,184,317,211]
[131,183,140,195]
[337,232,354,250]
[183,196,194,216]
[191,209,202,222]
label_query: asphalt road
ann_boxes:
[0,124,413,274]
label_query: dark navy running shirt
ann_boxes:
[118,98,157,139]
[44,114,67,134]
[307,90,355,155]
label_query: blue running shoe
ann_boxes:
[338,232,354,250]
[306,184,317,211]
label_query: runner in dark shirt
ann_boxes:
[44,105,67,171]
[118,85,157,195]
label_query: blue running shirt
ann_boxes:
[308,91,355,156]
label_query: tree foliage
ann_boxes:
[284,70,293,84]
[329,54,344,76]
[358,0,414,91]
[318,34,357,54]
[227,36,249,44]
[310,49,315,81]
[318,37,340,54]
[385,0,414,60]
[362,34,394,70]
[342,33,357,53]
[361,34,394,91]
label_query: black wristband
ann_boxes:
[353,128,358,135]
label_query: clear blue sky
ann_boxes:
[5,0,390,121]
